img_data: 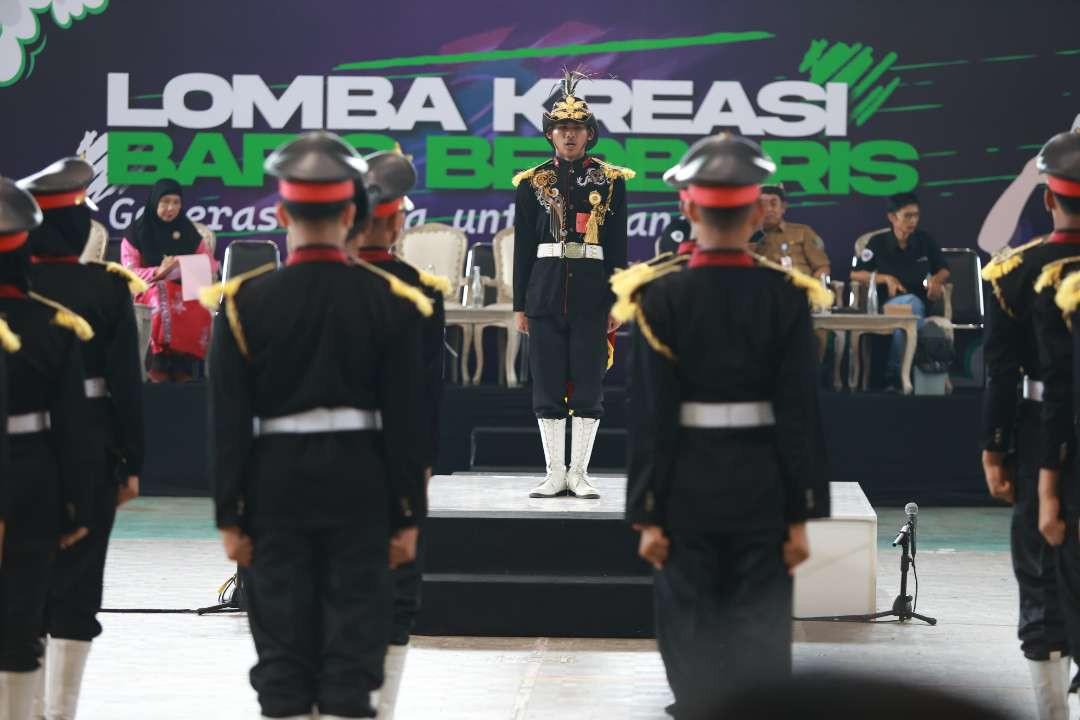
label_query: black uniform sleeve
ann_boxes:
[981,275,1021,452]
[378,305,426,529]
[208,314,254,529]
[421,291,445,469]
[1034,287,1073,471]
[105,281,145,476]
[49,331,93,531]
[772,289,831,523]
[0,351,7,523]
[603,178,629,278]
[853,236,879,272]
[513,180,539,312]
[625,286,680,526]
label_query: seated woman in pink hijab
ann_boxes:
[121,179,218,382]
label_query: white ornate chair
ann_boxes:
[80,220,109,263]
[397,223,469,381]
[463,229,522,386]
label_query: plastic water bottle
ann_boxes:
[470,266,484,308]
[866,271,879,314]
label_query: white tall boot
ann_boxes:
[2,669,41,720]
[375,644,409,719]
[31,640,46,720]
[1028,652,1070,720]
[529,418,567,498]
[43,639,91,720]
[566,417,600,499]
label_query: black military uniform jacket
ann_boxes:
[30,260,144,481]
[0,338,7,521]
[512,155,632,317]
[209,249,427,533]
[355,248,446,470]
[1029,234,1080,472]
[983,234,1080,455]
[0,291,93,531]
[625,249,831,531]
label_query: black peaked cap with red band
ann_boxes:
[17,157,95,210]
[1038,129,1080,198]
[264,131,369,204]
[0,177,43,252]
[663,133,776,208]
[363,150,418,219]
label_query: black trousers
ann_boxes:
[247,525,390,718]
[44,463,118,641]
[0,438,60,672]
[528,311,608,418]
[1013,402,1068,659]
[389,533,424,646]
[654,530,791,720]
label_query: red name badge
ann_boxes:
[575,212,591,233]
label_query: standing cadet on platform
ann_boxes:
[344,148,446,652]
[1028,130,1080,715]
[620,134,831,720]
[512,69,633,500]
[0,178,93,720]
[207,131,429,720]
[980,130,1080,719]
[17,158,146,720]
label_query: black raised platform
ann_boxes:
[415,473,653,638]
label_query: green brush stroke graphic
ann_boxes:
[891,59,968,70]
[799,40,903,126]
[0,0,110,88]
[923,175,1017,188]
[982,53,1038,63]
[334,31,773,71]
[877,104,943,114]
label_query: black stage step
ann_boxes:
[413,473,655,638]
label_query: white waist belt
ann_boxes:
[253,407,382,437]
[1023,377,1044,403]
[537,242,604,260]
[679,401,776,429]
[8,411,51,435]
[85,377,108,399]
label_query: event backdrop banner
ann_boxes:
[2,0,1078,269]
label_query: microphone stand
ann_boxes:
[796,517,937,625]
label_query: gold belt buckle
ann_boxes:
[563,242,585,259]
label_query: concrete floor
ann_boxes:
[73,499,1049,719]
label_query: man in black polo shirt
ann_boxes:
[851,192,949,387]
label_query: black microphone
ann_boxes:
[893,502,919,546]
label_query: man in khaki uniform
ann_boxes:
[754,184,831,278]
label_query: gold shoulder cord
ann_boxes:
[1055,269,1080,330]
[748,252,834,308]
[353,258,434,318]
[198,263,277,360]
[27,292,94,341]
[0,317,20,352]
[88,260,150,294]
[983,236,1046,318]
[1034,255,1080,294]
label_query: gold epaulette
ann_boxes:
[609,254,689,324]
[416,268,452,296]
[1035,255,1080,294]
[596,159,637,182]
[1055,269,1080,321]
[749,252,835,308]
[609,255,687,362]
[511,162,548,188]
[982,236,1046,282]
[94,260,149,294]
[27,292,94,341]
[0,317,20,352]
[198,263,277,360]
[353,258,434,317]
